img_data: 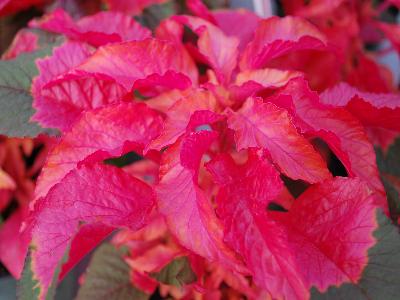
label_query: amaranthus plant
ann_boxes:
[1,0,400,299]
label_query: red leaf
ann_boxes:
[28,163,155,299]
[366,127,398,152]
[321,82,400,131]
[281,0,345,18]
[346,53,393,93]
[59,223,114,281]
[377,22,400,54]
[75,39,198,91]
[186,0,216,24]
[239,16,328,70]
[227,97,331,183]
[34,102,162,201]
[0,0,45,17]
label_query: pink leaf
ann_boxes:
[75,11,152,46]
[0,168,16,190]
[227,97,331,183]
[2,29,38,59]
[0,208,26,278]
[234,69,303,88]
[206,150,284,207]
[240,16,328,70]
[32,41,125,131]
[30,9,151,47]
[33,41,91,89]
[321,82,400,132]
[34,102,163,201]
[207,152,309,300]
[230,68,303,101]
[76,39,198,91]
[209,153,378,299]
[28,163,155,299]
[33,72,128,131]
[156,132,246,273]
[271,177,378,293]
[174,16,239,84]
[155,19,184,45]
[148,89,220,151]
[268,78,387,210]
[213,9,260,52]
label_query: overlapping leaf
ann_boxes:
[267,78,387,210]
[240,16,328,70]
[156,131,245,273]
[174,15,239,83]
[311,211,400,300]
[148,89,221,151]
[30,9,151,47]
[34,102,162,200]
[75,39,198,92]
[32,41,128,131]
[227,97,331,183]
[208,153,378,300]
[28,163,155,299]
[8,1,400,299]
[321,82,400,132]
[76,243,149,300]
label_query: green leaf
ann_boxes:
[17,244,70,300]
[375,139,400,220]
[150,256,197,287]
[0,46,56,137]
[376,138,400,177]
[381,175,400,221]
[311,210,400,300]
[16,252,40,300]
[136,1,177,30]
[46,244,70,300]
[76,243,149,300]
